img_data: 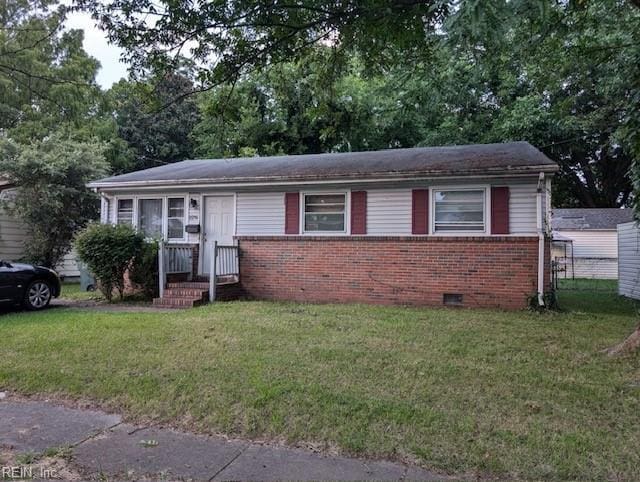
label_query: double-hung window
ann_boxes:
[303,194,346,233]
[433,189,486,233]
[138,198,163,238]
[167,198,185,240]
[116,199,133,225]
[114,196,187,240]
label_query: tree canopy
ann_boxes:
[0,0,638,248]
[71,0,640,210]
[108,72,200,173]
[76,0,453,85]
[0,0,102,138]
[0,135,108,267]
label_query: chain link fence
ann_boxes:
[552,258,618,291]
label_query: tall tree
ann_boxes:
[109,72,200,172]
[0,135,108,267]
[0,1,118,265]
[1,0,102,139]
[476,0,638,208]
[193,50,430,158]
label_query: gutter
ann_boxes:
[536,172,546,307]
[89,164,560,190]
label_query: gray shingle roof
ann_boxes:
[552,208,633,230]
[90,141,557,188]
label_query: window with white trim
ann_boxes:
[433,189,485,232]
[116,199,133,225]
[138,198,163,238]
[303,194,346,232]
[167,197,185,239]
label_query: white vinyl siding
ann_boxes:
[56,250,81,278]
[0,205,80,277]
[552,230,620,279]
[572,258,618,280]
[106,195,116,223]
[0,208,29,261]
[558,230,618,258]
[509,183,538,234]
[236,192,285,235]
[618,222,640,299]
[367,189,412,235]
[99,178,543,237]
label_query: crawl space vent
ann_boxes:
[443,293,463,306]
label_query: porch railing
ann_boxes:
[158,242,193,298]
[209,242,239,302]
[157,241,238,302]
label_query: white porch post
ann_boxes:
[209,241,217,302]
[158,241,165,299]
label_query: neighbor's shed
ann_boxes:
[618,221,640,300]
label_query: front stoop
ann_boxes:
[153,282,209,308]
[153,277,241,308]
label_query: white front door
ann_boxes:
[202,196,234,275]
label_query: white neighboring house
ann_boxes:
[551,208,633,279]
[0,180,80,279]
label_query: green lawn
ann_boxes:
[1,289,639,480]
[557,278,639,316]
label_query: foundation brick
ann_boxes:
[235,236,551,310]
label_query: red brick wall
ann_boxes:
[236,236,549,310]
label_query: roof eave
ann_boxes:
[89,164,559,190]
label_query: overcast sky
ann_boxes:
[65,10,129,88]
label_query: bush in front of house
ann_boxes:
[129,240,159,299]
[75,223,145,301]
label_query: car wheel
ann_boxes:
[24,280,52,310]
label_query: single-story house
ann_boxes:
[551,208,633,279]
[89,141,558,310]
[0,180,80,279]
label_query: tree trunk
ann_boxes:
[604,324,640,356]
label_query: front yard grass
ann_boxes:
[0,288,639,480]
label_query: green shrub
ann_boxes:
[129,240,159,300]
[75,223,145,301]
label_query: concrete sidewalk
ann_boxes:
[0,396,449,481]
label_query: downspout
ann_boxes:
[536,172,545,307]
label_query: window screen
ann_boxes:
[303,194,346,232]
[434,190,485,232]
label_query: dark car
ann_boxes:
[0,260,61,310]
